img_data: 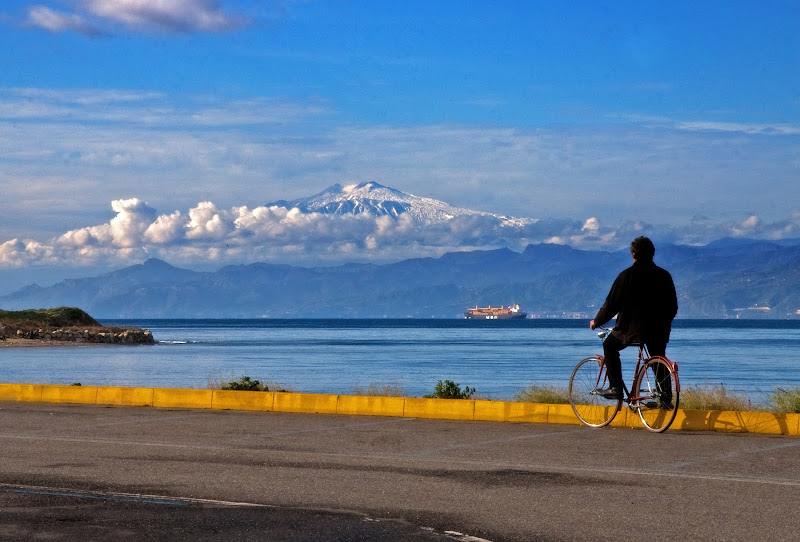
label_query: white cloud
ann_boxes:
[581,217,600,234]
[185,202,232,240]
[0,239,28,267]
[56,198,157,249]
[108,198,158,246]
[732,215,760,236]
[676,121,800,135]
[144,210,184,244]
[25,5,104,36]
[0,88,322,127]
[25,0,250,36]
[3,198,800,272]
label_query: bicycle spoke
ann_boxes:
[569,357,620,428]
[635,357,679,432]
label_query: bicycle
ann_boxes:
[568,327,680,433]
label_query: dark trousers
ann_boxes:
[602,333,668,393]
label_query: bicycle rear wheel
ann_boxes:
[569,357,621,428]
[634,356,679,433]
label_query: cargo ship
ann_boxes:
[464,304,527,319]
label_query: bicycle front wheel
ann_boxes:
[569,357,620,428]
[634,356,679,433]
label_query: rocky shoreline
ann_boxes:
[1,327,155,347]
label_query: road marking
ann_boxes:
[1,483,492,541]
[444,530,494,542]
[0,482,275,508]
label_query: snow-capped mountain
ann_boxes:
[267,182,534,224]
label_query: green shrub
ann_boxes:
[424,379,475,399]
[210,373,291,392]
[222,375,266,392]
[768,388,800,413]
[514,385,570,404]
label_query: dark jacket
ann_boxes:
[594,259,678,346]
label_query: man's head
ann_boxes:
[630,236,655,262]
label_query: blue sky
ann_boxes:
[0,0,799,290]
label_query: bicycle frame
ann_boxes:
[593,331,680,410]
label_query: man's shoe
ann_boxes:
[594,386,622,400]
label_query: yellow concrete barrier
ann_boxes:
[786,413,800,436]
[727,411,794,434]
[671,409,709,431]
[0,383,43,402]
[546,404,582,425]
[41,384,98,405]
[336,395,405,417]
[152,388,213,409]
[674,409,797,434]
[1,383,799,435]
[474,399,549,423]
[96,386,154,407]
[404,397,475,420]
[212,390,274,411]
[611,407,633,428]
[273,392,339,414]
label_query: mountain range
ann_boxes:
[1,239,799,319]
[2,182,799,319]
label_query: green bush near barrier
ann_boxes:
[222,376,266,392]
[212,374,291,393]
[424,379,476,399]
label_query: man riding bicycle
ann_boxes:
[589,236,678,402]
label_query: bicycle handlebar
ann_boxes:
[594,325,613,340]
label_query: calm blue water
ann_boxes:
[1,319,798,403]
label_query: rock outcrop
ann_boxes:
[0,307,155,345]
[10,327,155,344]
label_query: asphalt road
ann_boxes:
[1,402,799,541]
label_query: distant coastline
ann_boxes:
[4,240,800,319]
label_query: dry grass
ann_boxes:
[768,388,800,413]
[514,385,571,404]
[679,384,753,411]
[352,382,406,397]
[515,382,761,411]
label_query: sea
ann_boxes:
[1,319,799,404]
